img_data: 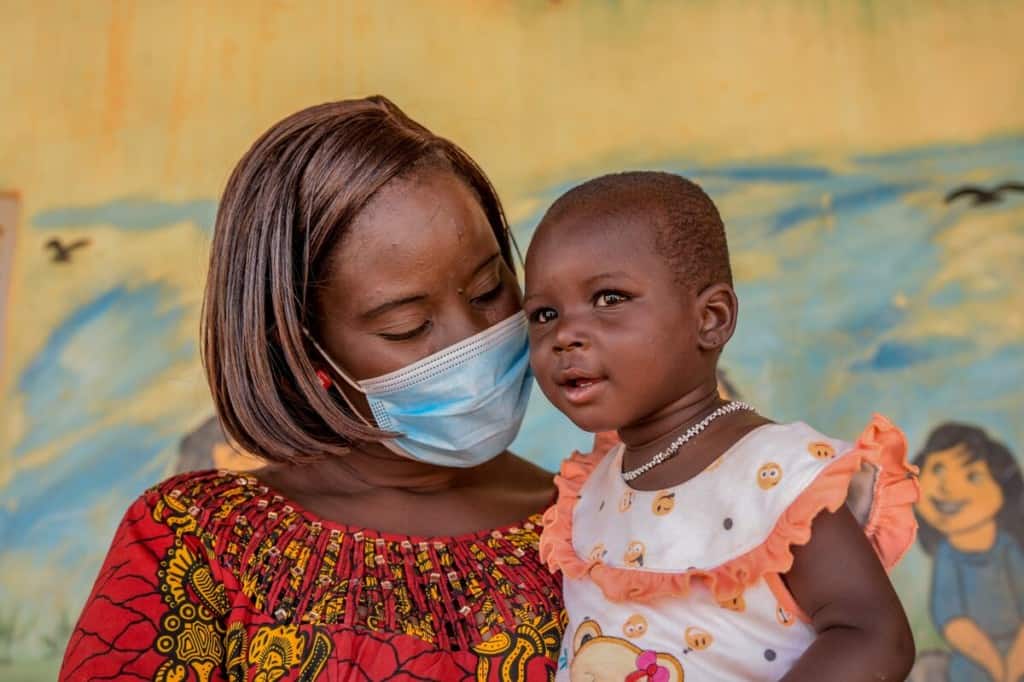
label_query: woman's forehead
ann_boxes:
[324,171,501,301]
[351,172,490,249]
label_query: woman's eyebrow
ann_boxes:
[360,294,428,320]
[471,252,500,277]
[359,253,501,320]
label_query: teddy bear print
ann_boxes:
[570,619,684,682]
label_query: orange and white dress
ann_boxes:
[540,415,919,682]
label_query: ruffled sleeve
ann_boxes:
[539,415,919,606]
[539,432,616,575]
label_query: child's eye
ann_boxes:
[529,308,558,324]
[379,321,432,341]
[967,470,986,485]
[471,281,504,305]
[594,291,630,307]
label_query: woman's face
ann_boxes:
[316,168,520,384]
[915,443,1004,537]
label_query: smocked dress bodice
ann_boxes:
[540,416,919,682]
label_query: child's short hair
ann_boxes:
[541,171,732,291]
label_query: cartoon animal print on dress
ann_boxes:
[570,620,684,682]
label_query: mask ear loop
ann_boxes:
[303,328,412,459]
[302,327,376,429]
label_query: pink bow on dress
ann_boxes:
[624,650,669,682]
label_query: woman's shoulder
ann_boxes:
[144,467,246,496]
[68,468,566,675]
[100,469,248,535]
[137,468,264,522]
[124,468,300,570]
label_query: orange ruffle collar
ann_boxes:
[539,415,919,606]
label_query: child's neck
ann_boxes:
[618,386,723,452]
[618,384,770,490]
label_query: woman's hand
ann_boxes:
[779,506,915,682]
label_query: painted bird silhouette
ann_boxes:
[945,182,1024,206]
[44,237,91,263]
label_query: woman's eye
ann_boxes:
[595,291,630,307]
[379,321,431,341]
[471,281,504,304]
[931,463,945,476]
[967,470,985,485]
[529,308,558,324]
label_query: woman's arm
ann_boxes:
[779,506,915,682]
[60,493,228,681]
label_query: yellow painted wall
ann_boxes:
[2,2,1023,678]
[4,1,1024,384]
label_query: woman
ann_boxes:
[61,97,563,681]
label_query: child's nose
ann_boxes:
[554,338,584,352]
[552,315,589,352]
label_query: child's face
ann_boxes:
[524,209,710,432]
[915,444,1004,537]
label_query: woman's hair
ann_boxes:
[913,422,1024,555]
[203,96,512,464]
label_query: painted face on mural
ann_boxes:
[915,444,1004,536]
[523,209,714,433]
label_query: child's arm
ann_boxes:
[779,505,915,682]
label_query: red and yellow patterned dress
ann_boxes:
[60,470,565,681]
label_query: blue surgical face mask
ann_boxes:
[305,312,533,468]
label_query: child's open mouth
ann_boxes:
[557,370,606,405]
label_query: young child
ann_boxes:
[525,172,919,681]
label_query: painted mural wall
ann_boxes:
[2,2,1023,679]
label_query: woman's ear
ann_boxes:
[696,283,738,351]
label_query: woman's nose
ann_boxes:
[438,303,499,349]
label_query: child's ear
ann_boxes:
[695,283,738,351]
